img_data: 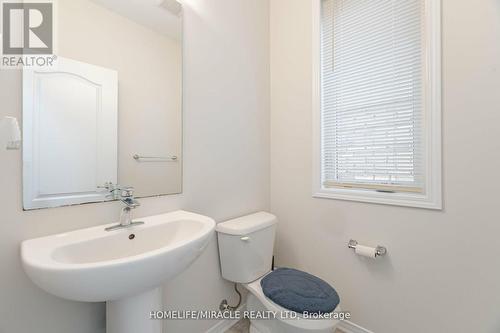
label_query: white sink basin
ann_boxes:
[21,210,215,302]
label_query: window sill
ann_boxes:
[313,187,442,210]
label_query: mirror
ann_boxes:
[22,0,183,210]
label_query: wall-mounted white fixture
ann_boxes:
[21,210,215,333]
[1,116,21,150]
[157,0,182,16]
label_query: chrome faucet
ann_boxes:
[101,184,145,231]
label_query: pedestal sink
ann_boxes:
[21,210,215,333]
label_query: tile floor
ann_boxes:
[225,319,250,333]
[225,319,345,333]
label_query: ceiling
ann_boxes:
[91,0,182,41]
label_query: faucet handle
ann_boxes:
[122,197,140,209]
[119,187,135,198]
[104,192,116,200]
[98,182,118,199]
[98,182,115,191]
[97,183,136,200]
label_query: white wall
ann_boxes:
[0,0,269,332]
[163,0,269,331]
[270,0,500,332]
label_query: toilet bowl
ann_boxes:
[216,212,341,333]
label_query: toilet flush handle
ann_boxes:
[240,236,250,242]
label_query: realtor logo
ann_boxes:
[2,2,53,55]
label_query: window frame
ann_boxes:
[312,0,442,210]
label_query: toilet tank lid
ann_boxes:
[216,212,277,235]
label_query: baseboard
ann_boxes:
[205,303,247,333]
[338,320,374,333]
[205,311,372,333]
[205,317,241,333]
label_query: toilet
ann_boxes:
[216,212,341,333]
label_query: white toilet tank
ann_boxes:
[216,212,277,283]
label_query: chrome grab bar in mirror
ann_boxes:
[133,154,178,162]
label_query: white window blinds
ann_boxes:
[321,0,424,193]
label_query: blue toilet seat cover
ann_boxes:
[260,268,340,314]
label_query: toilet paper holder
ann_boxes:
[348,239,387,257]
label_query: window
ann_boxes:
[313,0,441,209]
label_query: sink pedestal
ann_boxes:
[107,287,162,333]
